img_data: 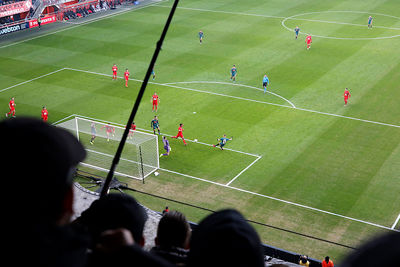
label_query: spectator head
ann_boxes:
[77,193,148,247]
[187,209,264,267]
[325,256,330,263]
[0,117,86,225]
[299,255,308,264]
[340,231,400,267]
[155,210,191,250]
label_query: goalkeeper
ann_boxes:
[213,134,233,150]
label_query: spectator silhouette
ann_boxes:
[163,206,169,214]
[340,231,400,267]
[187,209,265,267]
[0,117,89,267]
[322,256,334,267]
[75,193,173,267]
[151,210,191,265]
[299,255,310,266]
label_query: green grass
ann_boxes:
[1,0,400,262]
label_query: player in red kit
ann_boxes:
[101,123,115,142]
[171,123,187,145]
[41,106,48,122]
[344,88,351,105]
[128,122,136,139]
[6,97,16,117]
[124,68,130,87]
[112,64,118,80]
[305,35,312,50]
[151,93,160,112]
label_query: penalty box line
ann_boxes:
[63,67,400,129]
[392,213,400,229]
[70,113,262,185]
[2,68,400,130]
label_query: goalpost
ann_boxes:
[57,116,159,181]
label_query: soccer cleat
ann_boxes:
[213,144,216,147]
[5,113,8,117]
[159,154,163,158]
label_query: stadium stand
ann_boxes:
[73,183,306,267]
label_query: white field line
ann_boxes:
[52,113,76,125]
[86,148,154,176]
[0,0,167,49]
[154,4,286,20]
[392,213,400,229]
[68,113,260,185]
[3,67,400,130]
[163,81,296,108]
[156,5,400,40]
[6,72,399,231]
[159,167,399,232]
[155,5,400,31]
[63,67,293,109]
[226,155,261,186]
[153,82,293,108]
[0,68,65,93]
[2,67,400,130]
[284,17,400,31]
[64,67,400,129]
[295,107,400,128]
[71,114,261,184]
[80,162,140,180]
[72,113,260,157]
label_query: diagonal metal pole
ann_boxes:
[100,0,180,197]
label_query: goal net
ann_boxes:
[56,116,159,181]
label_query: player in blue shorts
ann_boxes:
[213,134,233,150]
[294,26,300,39]
[262,74,269,93]
[151,116,161,135]
[198,30,204,44]
[151,68,156,80]
[368,16,373,28]
[230,65,237,82]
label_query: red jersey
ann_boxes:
[131,124,136,130]
[344,90,350,98]
[152,94,159,103]
[41,108,48,120]
[102,125,114,133]
[9,99,15,110]
[178,126,183,133]
[112,65,118,73]
[124,70,130,79]
[321,260,334,267]
[306,36,312,43]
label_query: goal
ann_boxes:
[56,116,159,181]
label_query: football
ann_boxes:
[194,139,198,142]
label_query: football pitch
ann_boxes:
[1,0,400,261]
